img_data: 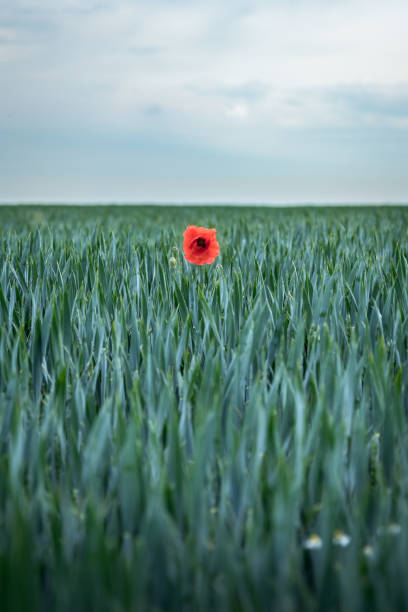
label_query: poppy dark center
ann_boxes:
[196,237,207,248]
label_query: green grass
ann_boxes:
[0,205,407,611]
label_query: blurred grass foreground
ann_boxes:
[0,205,408,611]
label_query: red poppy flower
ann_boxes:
[183,225,220,265]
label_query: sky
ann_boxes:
[1,0,407,204]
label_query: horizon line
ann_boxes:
[1,201,408,207]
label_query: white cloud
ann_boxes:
[0,0,407,203]
[1,0,408,136]
[226,104,248,119]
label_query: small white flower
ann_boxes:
[377,522,402,537]
[387,522,401,535]
[363,545,375,559]
[332,530,351,547]
[303,534,322,550]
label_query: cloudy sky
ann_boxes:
[1,0,407,203]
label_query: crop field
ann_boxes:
[0,205,408,612]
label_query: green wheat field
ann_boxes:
[1,205,407,611]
